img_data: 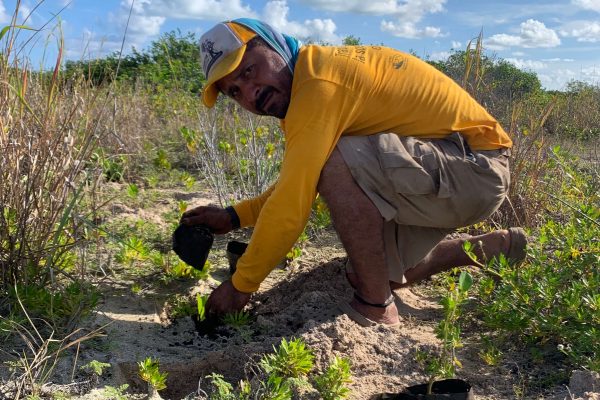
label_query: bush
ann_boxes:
[475,152,600,372]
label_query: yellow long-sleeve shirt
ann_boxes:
[231,45,512,292]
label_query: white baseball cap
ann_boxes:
[199,21,257,107]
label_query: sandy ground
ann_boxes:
[1,189,598,400]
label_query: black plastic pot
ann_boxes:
[377,379,475,400]
[172,224,214,270]
[226,240,248,275]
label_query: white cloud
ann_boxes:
[108,0,166,50]
[429,51,451,61]
[542,58,575,62]
[560,21,600,42]
[381,21,444,38]
[140,0,256,20]
[572,0,600,12]
[299,0,446,39]
[451,40,462,49]
[505,58,548,70]
[300,0,445,16]
[0,1,9,24]
[263,1,339,43]
[538,65,600,90]
[512,51,525,56]
[65,29,125,59]
[486,19,560,50]
[379,0,446,39]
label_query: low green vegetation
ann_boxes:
[1,2,599,398]
[416,271,473,394]
[472,161,599,372]
[201,338,352,399]
[138,357,168,392]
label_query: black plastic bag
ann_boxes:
[172,224,214,270]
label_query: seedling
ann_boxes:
[314,356,352,400]
[138,357,168,395]
[222,310,251,328]
[196,293,209,322]
[167,294,195,319]
[260,338,315,380]
[81,360,111,376]
[205,373,235,399]
[258,375,292,400]
[127,183,139,198]
[102,385,129,400]
[416,271,473,394]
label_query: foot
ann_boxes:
[341,297,400,326]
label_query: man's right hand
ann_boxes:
[180,206,233,234]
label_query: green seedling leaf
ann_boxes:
[458,271,473,292]
[197,294,208,321]
[82,360,111,376]
[138,357,168,391]
[127,183,139,198]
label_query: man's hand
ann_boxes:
[180,205,233,234]
[206,280,251,315]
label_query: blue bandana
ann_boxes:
[232,18,302,74]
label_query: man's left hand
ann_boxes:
[206,280,251,316]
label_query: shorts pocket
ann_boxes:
[373,134,439,196]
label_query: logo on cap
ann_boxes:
[201,39,224,78]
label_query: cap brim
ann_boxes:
[202,44,247,107]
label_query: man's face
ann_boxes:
[216,42,293,119]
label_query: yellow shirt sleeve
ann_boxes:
[231,79,360,292]
[233,184,276,228]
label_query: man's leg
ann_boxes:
[344,228,516,290]
[398,230,511,288]
[317,149,399,325]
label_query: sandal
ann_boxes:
[338,300,401,328]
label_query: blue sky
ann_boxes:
[2,0,600,90]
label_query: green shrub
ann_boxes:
[473,150,599,372]
[476,205,599,371]
[8,281,100,330]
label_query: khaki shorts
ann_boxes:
[336,132,510,283]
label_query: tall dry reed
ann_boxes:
[0,7,102,295]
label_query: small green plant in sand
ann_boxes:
[127,183,140,198]
[92,149,127,182]
[154,251,211,282]
[200,339,351,398]
[260,338,315,380]
[81,360,111,376]
[138,357,168,395]
[197,294,209,321]
[314,356,352,400]
[416,271,473,394]
[115,236,150,265]
[102,384,130,400]
[222,310,251,328]
[167,294,196,319]
[308,196,332,232]
[204,373,242,400]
